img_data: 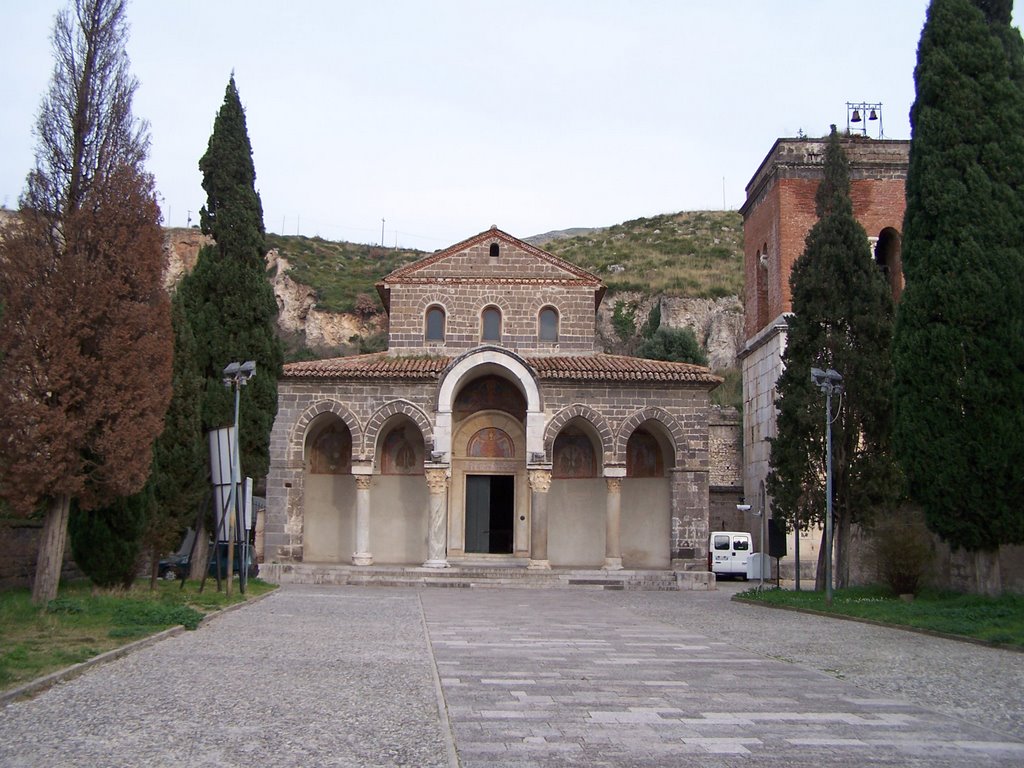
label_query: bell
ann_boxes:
[851,109,862,123]
[868,109,878,121]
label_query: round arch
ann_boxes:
[615,406,686,465]
[434,346,543,459]
[288,399,362,464]
[544,404,614,464]
[364,399,434,460]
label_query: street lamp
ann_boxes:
[222,361,256,595]
[811,367,843,607]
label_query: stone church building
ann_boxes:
[262,227,724,577]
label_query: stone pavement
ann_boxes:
[0,584,1021,767]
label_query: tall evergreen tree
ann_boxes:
[767,127,899,588]
[180,76,282,480]
[144,289,208,585]
[892,0,1024,559]
[0,0,171,603]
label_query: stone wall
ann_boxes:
[386,282,596,356]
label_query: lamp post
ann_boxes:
[222,361,256,596]
[811,367,843,607]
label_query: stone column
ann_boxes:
[527,468,552,570]
[603,477,623,570]
[670,467,710,571]
[352,473,374,566]
[423,467,450,568]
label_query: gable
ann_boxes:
[383,227,602,286]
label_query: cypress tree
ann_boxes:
[767,127,899,588]
[180,76,283,479]
[892,0,1024,555]
[144,289,208,583]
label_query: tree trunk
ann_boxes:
[973,549,1002,596]
[149,544,159,590]
[31,493,71,604]
[188,515,210,580]
[835,511,851,589]
[814,527,827,591]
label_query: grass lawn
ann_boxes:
[0,578,277,692]
[734,585,1024,648]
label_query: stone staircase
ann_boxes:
[259,562,714,591]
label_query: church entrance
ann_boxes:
[464,475,515,554]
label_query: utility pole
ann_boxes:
[811,367,843,607]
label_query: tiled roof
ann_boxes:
[283,353,450,379]
[284,352,721,387]
[531,354,722,385]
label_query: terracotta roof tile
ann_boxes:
[284,353,450,379]
[529,354,722,385]
[284,351,720,387]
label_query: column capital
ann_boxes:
[424,467,449,495]
[605,476,622,493]
[528,468,552,493]
[355,474,372,491]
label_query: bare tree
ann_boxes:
[0,0,171,604]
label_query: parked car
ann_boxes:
[158,543,258,580]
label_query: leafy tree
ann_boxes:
[69,482,151,589]
[767,127,899,588]
[637,327,709,366]
[892,0,1024,559]
[144,289,208,586]
[180,76,282,480]
[0,0,171,604]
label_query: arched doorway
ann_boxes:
[447,375,529,559]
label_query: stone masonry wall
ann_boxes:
[387,282,596,356]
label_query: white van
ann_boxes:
[707,531,752,579]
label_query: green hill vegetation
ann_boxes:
[265,233,424,314]
[532,210,744,298]
[266,209,744,314]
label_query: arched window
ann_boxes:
[425,305,445,342]
[538,306,559,342]
[489,242,500,258]
[481,306,502,342]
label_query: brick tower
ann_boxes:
[738,136,909,572]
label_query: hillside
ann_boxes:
[528,210,744,299]
[261,209,744,319]
[255,211,746,407]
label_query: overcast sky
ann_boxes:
[2,1,1019,251]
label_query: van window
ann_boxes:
[713,534,731,551]
[733,537,749,550]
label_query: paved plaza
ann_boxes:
[0,583,1021,767]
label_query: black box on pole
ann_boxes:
[768,518,788,558]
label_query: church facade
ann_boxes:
[262,227,722,574]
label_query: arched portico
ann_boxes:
[434,346,544,461]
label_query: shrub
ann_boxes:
[871,505,936,596]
